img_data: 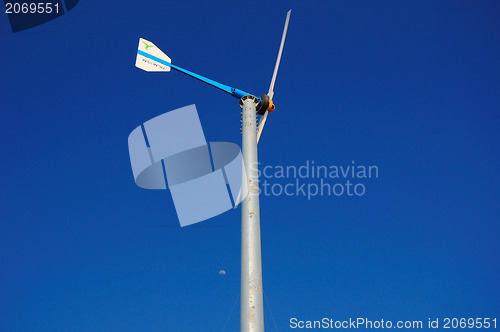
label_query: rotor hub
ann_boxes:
[256,94,276,115]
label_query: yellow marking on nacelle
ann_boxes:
[267,100,275,112]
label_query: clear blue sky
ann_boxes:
[1,1,499,331]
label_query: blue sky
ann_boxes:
[1,1,499,331]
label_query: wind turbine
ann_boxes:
[135,10,291,332]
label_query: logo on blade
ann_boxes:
[144,42,153,50]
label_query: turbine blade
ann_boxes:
[268,9,291,99]
[135,38,172,72]
[257,10,291,144]
[233,189,242,209]
[135,38,252,99]
[257,112,268,144]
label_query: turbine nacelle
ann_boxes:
[256,94,276,115]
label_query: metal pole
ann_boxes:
[240,95,264,332]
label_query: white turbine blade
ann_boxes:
[257,111,268,144]
[268,9,291,99]
[257,10,291,144]
[135,38,172,72]
[233,189,242,209]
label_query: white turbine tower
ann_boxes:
[134,10,292,332]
